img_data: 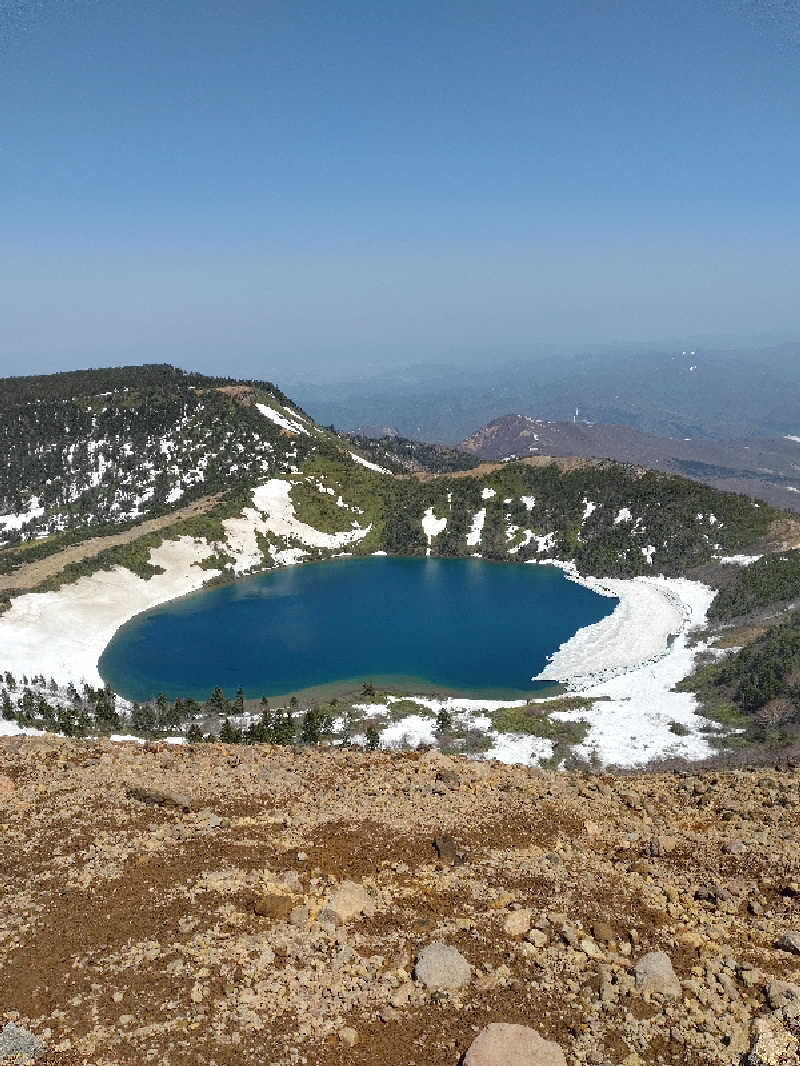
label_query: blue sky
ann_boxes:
[2,0,799,381]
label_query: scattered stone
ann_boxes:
[776,931,800,955]
[289,903,309,928]
[767,979,800,1010]
[503,908,532,937]
[592,920,614,944]
[339,1027,358,1048]
[526,928,549,948]
[389,980,415,1007]
[0,1021,44,1062]
[633,951,681,998]
[319,880,375,925]
[126,784,191,811]
[463,1022,567,1066]
[414,942,471,991]
[433,833,466,866]
[252,893,293,920]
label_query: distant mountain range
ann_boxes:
[460,415,800,514]
[290,342,800,444]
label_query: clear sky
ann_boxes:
[2,0,799,382]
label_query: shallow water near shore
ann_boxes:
[98,556,619,702]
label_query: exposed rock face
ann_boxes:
[503,908,532,937]
[633,951,681,998]
[463,1023,567,1066]
[414,943,471,991]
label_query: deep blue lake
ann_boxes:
[98,557,618,702]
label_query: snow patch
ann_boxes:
[255,402,309,436]
[421,508,447,556]
[349,452,390,474]
[466,508,486,547]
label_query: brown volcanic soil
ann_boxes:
[1,736,800,1065]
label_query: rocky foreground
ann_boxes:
[1,737,799,1066]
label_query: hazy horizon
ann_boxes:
[2,1,800,383]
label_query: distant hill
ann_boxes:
[290,342,800,444]
[460,414,800,514]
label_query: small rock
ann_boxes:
[414,942,471,991]
[390,980,415,1007]
[463,1022,567,1066]
[126,784,191,811]
[433,833,466,866]
[526,928,549,948]
[289,904,309,928]
[0,774,15,798]
[504,908,532,937]
[776,931,800,955]
[319,880,375,925]
[579,936,604,960]
[592,920,614,944]
[633,951,681,998]
[252,893,293,920]
[723,840,747,855]
[339,1027,358,1048]
[0,1021,44,1061]
[767,979,800,1010]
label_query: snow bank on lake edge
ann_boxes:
[353,568,720,769]
[531,566,719,767]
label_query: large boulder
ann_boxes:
[414,942,471,991]
[464,1023,567,1066]
[633,951,681,998]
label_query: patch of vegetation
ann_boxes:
[289,479,361,535]
[490,703,592,745]
[438,726,493,755]
[668,721,690,736]
[388,699,433,721]
[678,615,800,751]
[709,549,800,621]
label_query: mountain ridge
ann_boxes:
[460,414,800,514]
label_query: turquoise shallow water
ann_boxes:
[98,556,618,702]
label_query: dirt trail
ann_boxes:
[0,494,223,593]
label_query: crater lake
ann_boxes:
[98,556,618,701]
